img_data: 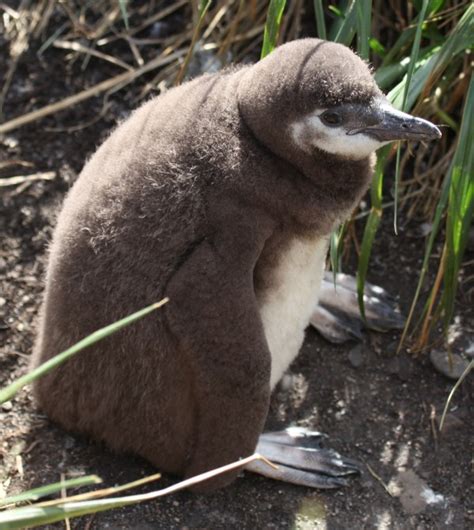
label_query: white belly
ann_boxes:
[257,236,328,388]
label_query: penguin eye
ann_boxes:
[320,111,343,127]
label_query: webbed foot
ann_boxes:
[245,427,361,488]
[310,272,405,343]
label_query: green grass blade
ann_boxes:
[175,0,211,85]
[382,24,418,66]
[0,455,269,529]
[425,4,474,90]
[393,142,402,234]
[355,0,372,60]
[357,208,381,322]
[374,58,410,90]
[261,0,287,58]
[118,0,129,30]
[393,0,430,234]
[329,222,347,282]
[356,145,390,319]
[398,166,451,349]
[387,48,439,112]
[330,230,339,278]
[439,360,474,432]
[441,73,474,328]
[0,298,169,404]
[388,5,474,111]
[388,51,438,110]
[368,36,385,58]
[198,0,211,17]
[313,0,327,39]
[0,477,102,508]
[399,48,473,347]
[34,473,162,508]
[332,0,357,45]
[0,500,129,529]
[379,0,446,66]
[407,73,473,340]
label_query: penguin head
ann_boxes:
[238,39,441,162]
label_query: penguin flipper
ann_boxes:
[245,428,361,489]
[167,240,272,491]
[310,272,405,343]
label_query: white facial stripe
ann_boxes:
[291,109,388,160]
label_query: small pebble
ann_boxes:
[64,436,75,449]
[387,354,414,381]
[348,344,364,368]
[390,470,445,515]
[3,135,19,149]
[430,350,469,380]
[1,401,13,411]
[385,340,399,354]
[465,342,474,358]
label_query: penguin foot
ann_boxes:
[245,427,361,489]
[310,272,405,343]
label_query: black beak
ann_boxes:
[355,103,442,142]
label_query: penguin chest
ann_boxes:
[256,236,328,389]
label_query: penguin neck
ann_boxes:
[237,101,374,231]
[276,145,374,231]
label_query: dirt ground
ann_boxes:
[1,35,473,530]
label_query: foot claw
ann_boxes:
[248,428,361,488]
[245,460,350,489]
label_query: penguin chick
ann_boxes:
[31,39,440,491]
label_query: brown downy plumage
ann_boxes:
[31,39,440,491]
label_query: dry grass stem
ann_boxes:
[34,473,163,508]
[366,464,394,497]
[0,171,56,187]
[53,39,134,71]
[0,50,186,135]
